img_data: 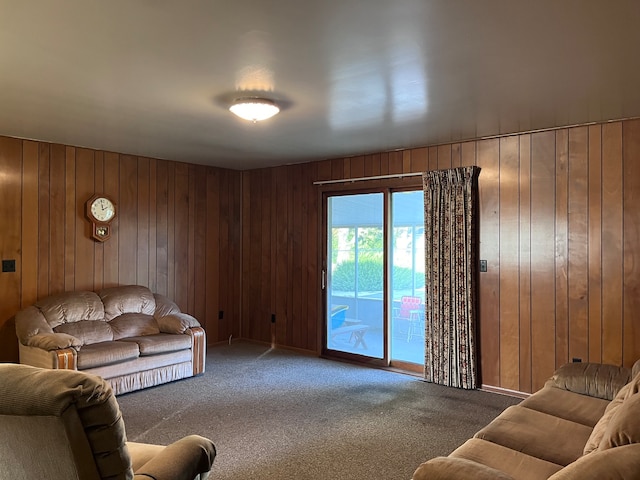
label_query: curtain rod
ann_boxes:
[313,171,423,186]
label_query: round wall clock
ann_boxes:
[86,194,117,242]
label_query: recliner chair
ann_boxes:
[0,363,216,480]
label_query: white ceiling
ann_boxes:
[1,1,639,170]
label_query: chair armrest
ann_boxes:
[25,333,81,351]
[157,313,201,334]
[133,435,216,480]
[548,362,632,400]
[412,457,515,480]
[548,444,640,480]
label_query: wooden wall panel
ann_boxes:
[623,119,640,367]
[74,148,95,292]
[93,151,105,291]
[37,143,51,298]
[0,137,22,363]
[166,161,176,300]
[518,134,532,393]
[0,137,240,360]
[477,139,501,388]
[567,127,589,363]
[49,145,66,293]
[118,155,138,287]
[102,152,120,287]
[554,130,569,368]
[174,163,189,310]
[21,141,39,308]
[530,131,557,391]
[137,157,150,289]
[206,168,221,339]
[588,125,603,363]
[499,136,520,391]
[601,122,624,365]
[193,164,207,322]
[64,147,76,292]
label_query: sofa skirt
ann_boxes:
[97,361,194,396]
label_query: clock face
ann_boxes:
[90,197,115,222]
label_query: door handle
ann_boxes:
[321,269,326,290]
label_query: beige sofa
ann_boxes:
[412,360,640,480]
[15,285,206,395]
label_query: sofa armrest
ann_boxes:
[548,444,640,480]
[133,435,216,480]
[15,305,54,343]
[25,333,81,351]
[412,457,515,480]
[157,313,201,334]
[548,362,632,400]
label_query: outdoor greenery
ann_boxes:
[331,258,424,292]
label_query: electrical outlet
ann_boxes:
[572,357,582,363]
[479,260,487,272]
[2,259,15,273]
[271,314,276,323]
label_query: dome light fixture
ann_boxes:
[229,97,280,122]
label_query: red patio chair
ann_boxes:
[393,296,424,341]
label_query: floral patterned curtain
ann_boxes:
[423,166,480,389]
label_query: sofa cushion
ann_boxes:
[120,334,192,356]
[520,385,609,427]
[583,372,640,454]
[109,313,160,340]
[54,320,114,345]
[598,392,640,451]
[548,362,632,401]
[34,291,105,329]
[77,341,140,369]
[451,438,563,480]
[100,285,156,321]
[412,456,516,480]
[153,294,182,318]
[474,405,592,466]
[548,444,640,480]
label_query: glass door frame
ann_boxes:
[320,184,424,374]
[321,187,390,367]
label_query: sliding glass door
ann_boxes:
[325,193,385,359]
[324,190,425,368]
[389,191,426,365]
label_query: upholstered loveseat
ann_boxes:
[412,360,640,480]
[15,285,205,395]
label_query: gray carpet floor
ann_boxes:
[117,342,521,479]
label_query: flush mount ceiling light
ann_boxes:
[229,97,280,122]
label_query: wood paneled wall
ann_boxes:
[0,137,241,362]
[241,119,640,393]
[2,119,639,394]
[240,164,320,350]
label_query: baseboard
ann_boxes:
[222,337,319,357]
[480,384,530,399]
